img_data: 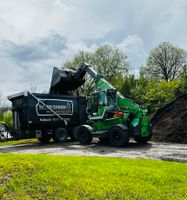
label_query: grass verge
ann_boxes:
[0,154,187,200]
[0,139,38,147]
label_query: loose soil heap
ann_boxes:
[151,94,187,143]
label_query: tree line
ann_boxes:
[63,42,187,113]
[0,41,186,127]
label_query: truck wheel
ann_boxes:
[0,133,6,142]
[98,132,109,145]
[77,126,92,145]
[68,127,77,141]
[134,135,152,144]
[109,127,129,147]
[38,130,51,143]
[53,128,68,143]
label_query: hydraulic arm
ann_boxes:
[77,63,138,112]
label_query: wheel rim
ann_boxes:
[80,130,87,139]
[59,132,66,140]
[112,131,121,141]
[109,128,129,147]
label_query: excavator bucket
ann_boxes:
[49,67,86,94]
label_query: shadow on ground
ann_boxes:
[0,140,186,162]
[0,139,152,154]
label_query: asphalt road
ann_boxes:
[0,140,187,162]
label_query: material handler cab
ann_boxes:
[88,89,117,120]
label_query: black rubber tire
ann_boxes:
[0,133,6,142]
[77,126,92,145]
[53,128,68,143]
[38,130,51,143]
[69,127,80,141]
[134,135,152,144]
[98,132,109,145]
[109,127,129,147]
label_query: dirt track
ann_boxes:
[0,140,187,162]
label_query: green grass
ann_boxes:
[0,139,38,147]
[0,154,186,199]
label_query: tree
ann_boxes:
[128,78,181,112]
[92,45,129,82]
[63,44,129,95]
[181,64,187,93]
[0,98,12,127]
[176,64,187,95]
[142,42,187,81]
[0,112,13,127]
[63,51,93,70]
[120,75,137,98]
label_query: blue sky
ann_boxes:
[0,0,187,99]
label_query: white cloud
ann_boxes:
[117,35,147,69]
[0,33,99,100]
[0,0,187,102]
[54,0,75,10]
[0,0,187,47]
[63,39,98,60]
[0,33,147,101]
[0,0,75,43]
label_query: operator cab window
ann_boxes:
[107,89,117,105]
[98,91,108,106]
[90,93,98,113]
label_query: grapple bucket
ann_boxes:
[49,67,85,94]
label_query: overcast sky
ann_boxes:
[0,0,187,101]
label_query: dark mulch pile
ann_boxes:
[151,94,187,143]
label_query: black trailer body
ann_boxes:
[8,91,87,142]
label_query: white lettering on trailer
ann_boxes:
[35,99,74,117]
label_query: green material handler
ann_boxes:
[74,63,151,147]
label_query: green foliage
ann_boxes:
[139,80,181,112]
[176,64,187,95]
[64,44,129,80]
[0,104,12,127]
[120,77,181,112]
[120,75,139,98]
[0,139,38,146]
[0,112,13,127]
[142,42,187,81]
[0,154,187,199]
[64,51,94,70]
[63,44,129,95]
[62,42,186,112]
[92,45,129,81]
[108,74,125,92]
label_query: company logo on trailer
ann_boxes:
[36,99,73,116]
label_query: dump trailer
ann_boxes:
[8,91,87,143]
[67,63,152,147]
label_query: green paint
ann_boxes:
[86,66,151,140]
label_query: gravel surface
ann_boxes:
[0,140,187,162]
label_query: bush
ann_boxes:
[0,112,13,127]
